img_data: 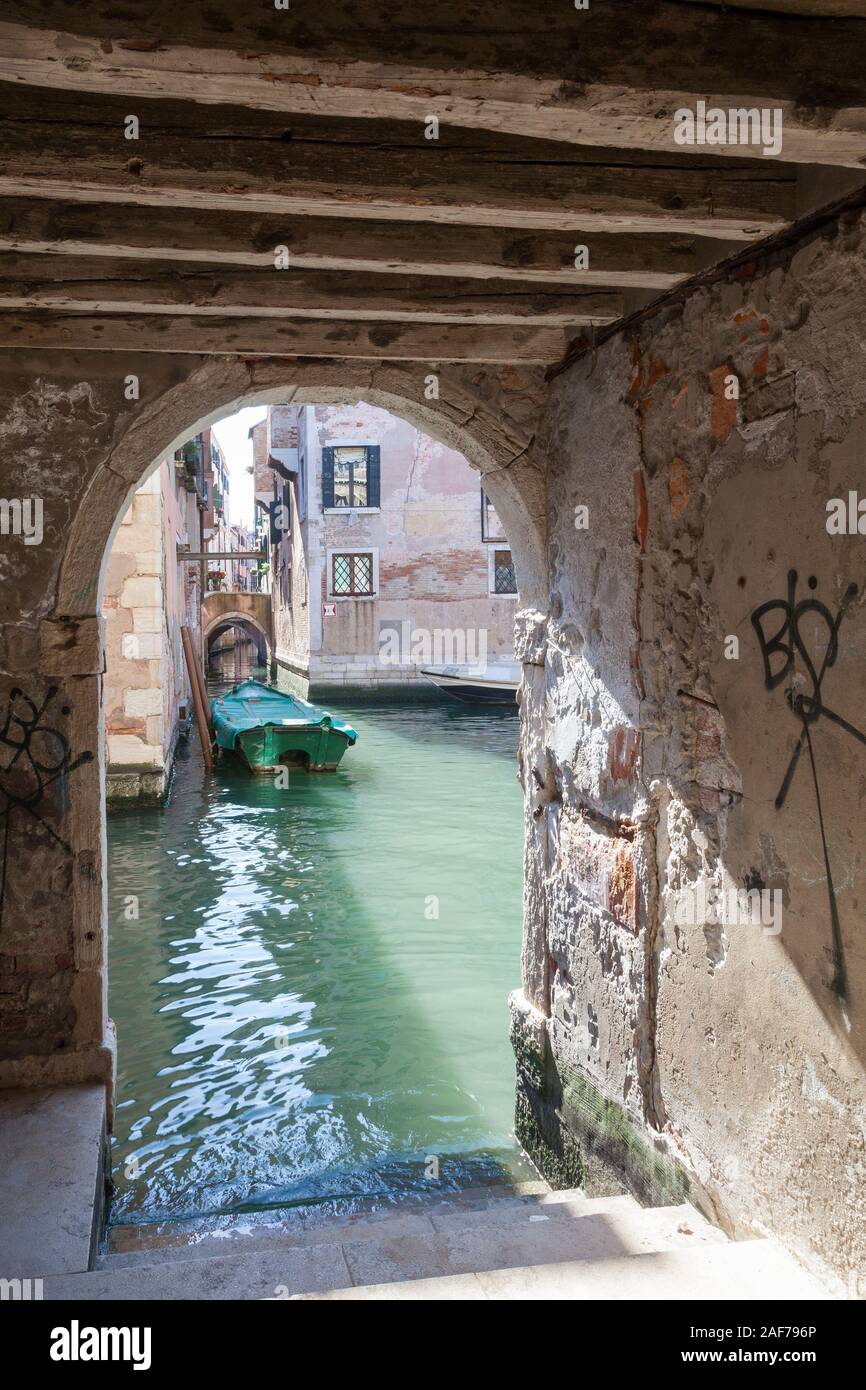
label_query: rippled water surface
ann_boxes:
[108,652,526,1224]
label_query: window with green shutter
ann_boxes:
[322,445,380,509]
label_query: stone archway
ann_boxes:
[204,616,270,669]
[0,351,548,1099]
[56,356,548,623]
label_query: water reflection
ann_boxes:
[108,634,525,1224]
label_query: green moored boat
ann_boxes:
[211,679,357,773]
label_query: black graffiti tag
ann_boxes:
[751,571,861,1001]
[0,686,93,930]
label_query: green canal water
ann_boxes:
[107,654,527,1226]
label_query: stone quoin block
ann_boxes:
[120,576,163,610]
[131,608,162,635]
[122,687,162,719]
[39,618,104,677]
[106,734,163,768]
[121,632,160,661]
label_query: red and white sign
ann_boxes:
[322,602,337,618]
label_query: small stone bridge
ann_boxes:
[202,591,272,666]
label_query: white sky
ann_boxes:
[212,406,267,532]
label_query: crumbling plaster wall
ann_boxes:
[513,205,866,1290]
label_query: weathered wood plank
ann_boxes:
[0,199,697,288]
[0,3,863,166]
[684,2,864,14]
[0,254,623,325]
[0,90,796,239]
[0,311,566,363]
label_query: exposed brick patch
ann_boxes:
[607,846,638,933]
[708,366,737,445]
[609,725,640,784]
[671,379,689,410]
[694,708,722,762]
[633,468,648,551]
[560,813,640,934]
[647,356,670,389]
[627,336,644,401]
[105,715,147,737]
[669,457,689,516]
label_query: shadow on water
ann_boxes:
[107,641,527,1225]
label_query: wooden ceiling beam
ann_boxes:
[0,254,624,326]
[0,4,863,166]
[0,311,566,364]
[0,91,796,240]
[0,199,696,290]
[680,2,864,15]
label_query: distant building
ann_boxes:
[249,416,273,595]
[201,428,232,592]
[258,401,517,695]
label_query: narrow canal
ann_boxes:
[107,650,527,1227]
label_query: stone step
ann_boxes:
[101,1189,724,1272]
[0,1084,107,1280]
[48,1198,734,1301]
[102,1183,587,1269]
[297,1239,831,1302]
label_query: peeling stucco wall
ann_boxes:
[513,204,866,1291]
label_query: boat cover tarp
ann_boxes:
[211,679,357,751]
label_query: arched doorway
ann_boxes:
[91,382,542,1222]
[13,354,545,1147]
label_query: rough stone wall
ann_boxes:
[103,472,165,798]
[0,354,135,1087]
[513,204,866,1290]
[102,465,194,802]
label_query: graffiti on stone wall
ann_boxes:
[0,686,93,931]
[751,570,862,1001]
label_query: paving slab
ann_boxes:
[340,1211,639,1287]
[428,1193,628,1234]
[304,1240,829,1302]
[473,1241,831,1301]
[105,1211,439,1270]
[296,1272,490,1301]
[0,1084,106,1279]
[46,1242,353,1301]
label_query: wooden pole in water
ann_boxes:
[181,625,213,771]
[190,628,214,741]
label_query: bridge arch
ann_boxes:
[202,594,272,669]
